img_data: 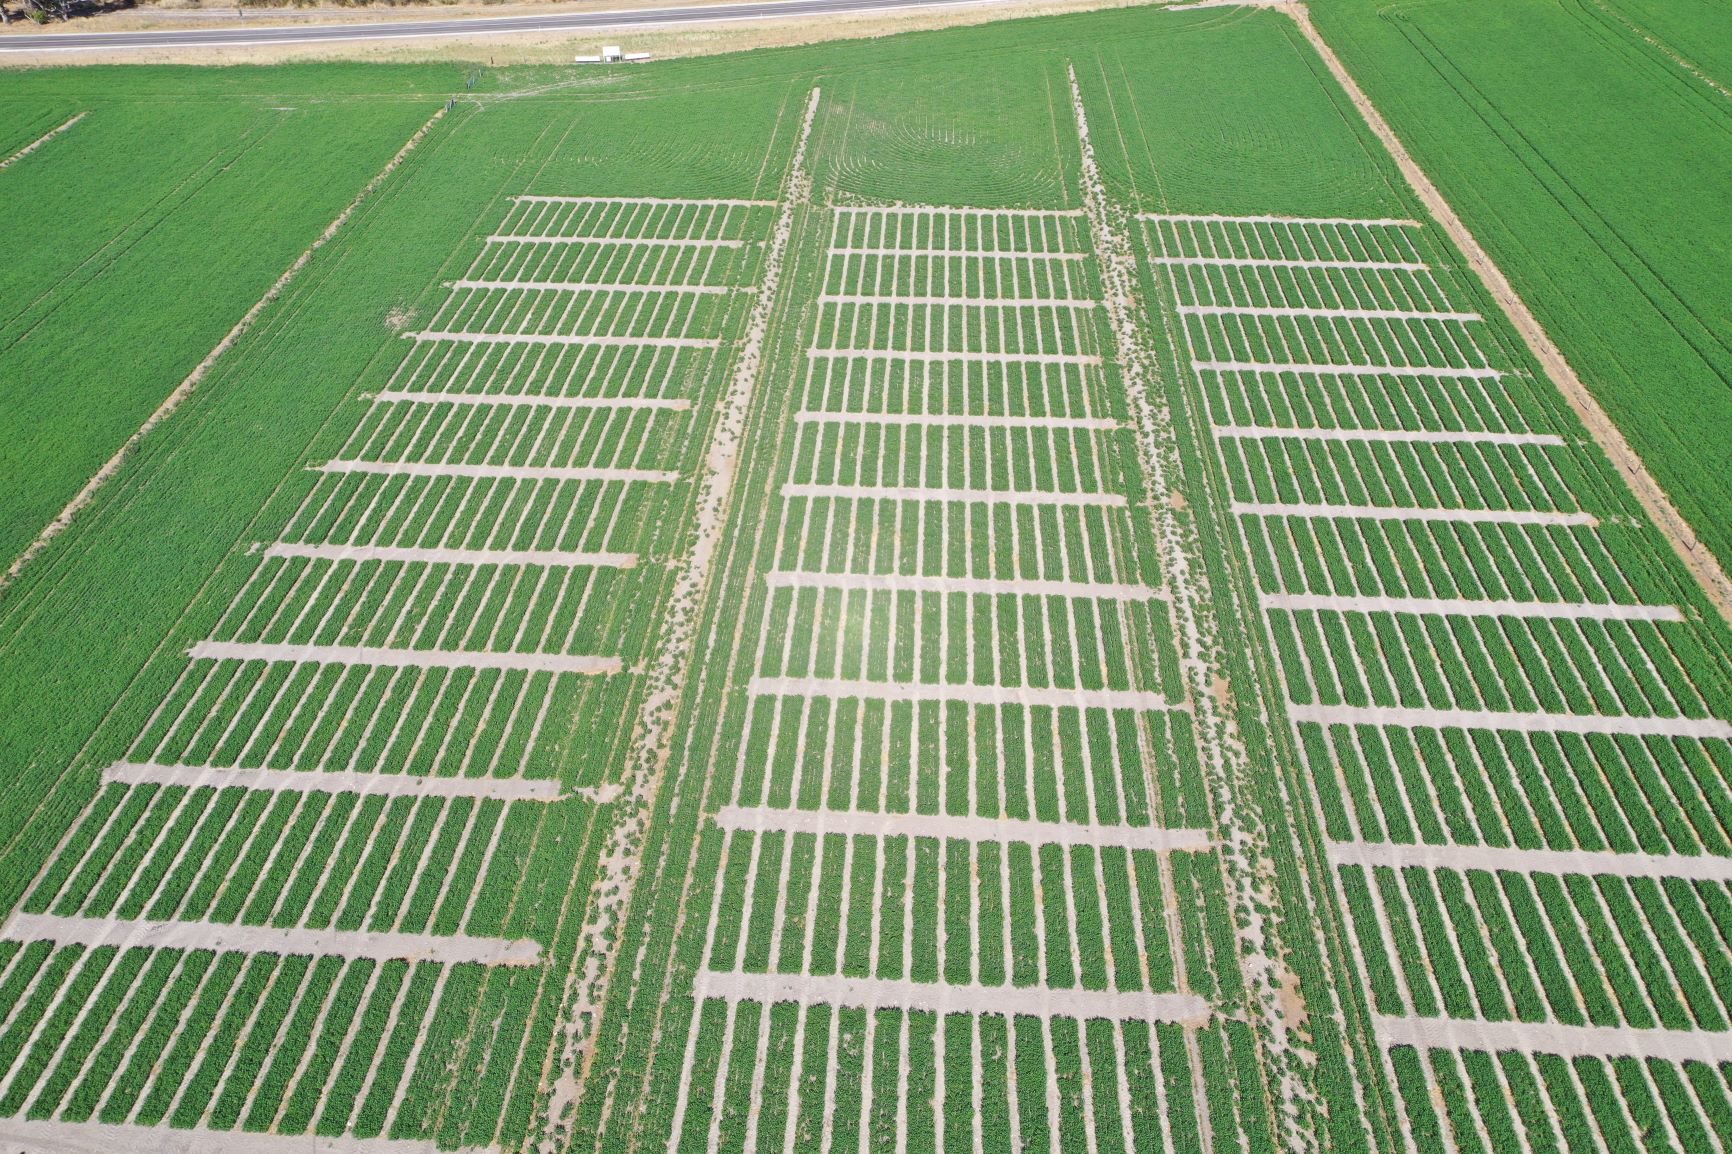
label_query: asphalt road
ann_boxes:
[0,0,1003,51]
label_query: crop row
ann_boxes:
[730,692,1204,830]
[1142,216,1426,266]
[1239,515,1635,604]
[210,555,638,656]
[341,399,693,472]
[768,491,1154,587]
[1185,310,1491,374]
[494,198,764,242]
[423,285,734,342]
[822,251,1100,301]
[128,655,632,779]
[754,584,1176,697]
[829,210,1088,254]
[467,235,753,289]
[786,421,1119,494]
[0,944,470,1140]
[1301,722,1732,857]
[26,782,541,937]
[1162,259,1457,315]
[1269,608,1707,719]
[801,355,1107,420]
[810,301,1099,357]
[280,473,668,558]
[1388,1041,1732,1154]
[666,999,1270,1154]
[1198,363,1536,435]
[700,830,1227,995]
[1219,433,1583,513]
[1344,858,1732,1030]
[388,339,716,403]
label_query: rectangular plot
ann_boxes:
[1199,361,1500,380]
[406,332,717,348]
[1181,304,1479,322]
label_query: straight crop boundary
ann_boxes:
[0,105,449,597]
[1284,0,1732,626]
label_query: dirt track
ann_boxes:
[1286,0,1732,627]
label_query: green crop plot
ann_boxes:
[0,6,1729,1154]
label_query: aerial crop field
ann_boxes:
[0,5,1730,1154]
[1309,0,1732,587]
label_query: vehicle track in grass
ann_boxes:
[1287,1,1732,627]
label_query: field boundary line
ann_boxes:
[371,390,690,411]
[750,675,1172,711]
[712,803,1210,851]
[782,482,1126,507]
[1215,425,1563,446]
[1179,303,1480,322]
[827,245,1088,260]
[1150,254,1426,271]
[1287,1,1732,624]
[818,293,1099,307]
[832,204,1086,218]
[264,541,639,568]
[1262,592,1681,621]
[1139,212,1420,227]
[0,1116,496,1154]
[1328,838,1732,882]
[0,106,447,594]
[484,234,744,248]
[188,639,622,675]
[1070,63,1319,1151]
[104,761,563,801]
[407,331,717,348]
[1197,359,1500,380]
[316,461,680,483]
[0,910,540,966]
[1287,701,1732,738]
[765,568,1163,600]
[794,411,1117,430]
[449,279,737,295]
[1233,501,1595,526]
[694,970,1213,1023]
[1374,1013,1732,1064]
[534,86,822,1153]
[0,112,86,172]
[511,195,775,206]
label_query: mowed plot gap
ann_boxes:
[638,198,1272,1154]
[1146,211,1732,1149]
[0,188,783,1151]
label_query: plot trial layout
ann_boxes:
[1,11,1731,1154]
